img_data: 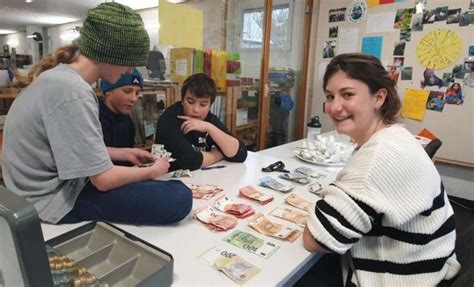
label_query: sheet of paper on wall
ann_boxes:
[366,11,396,34]
[402,88,430,121]
[361,36,383,59]
[338,28,359,55]
[367,0,379,8]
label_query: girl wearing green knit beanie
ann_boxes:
[3,3,193,225]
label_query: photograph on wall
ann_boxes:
[401,67,413,80]
[442,73,455,86]
[471,0,474,10]
[412,14,424,31]
[470,46,474,56]
[414,0,427,14]
[459,11,474,27]
[329,26,338,38]
[394,8,414,29]
[434,6,448,21]
[323,40,336,59]
[420,69,444,88]
[422,10,435,24]
[452,65,466,79]
[426,91,445,112]
[393,57,404,66]
[446,9,461,24]
[346,0,367,23]
[445,82,464,105]
[400,28,411,42]
[464,59,474,87]
[387,65,400,84]
[329,8,346,22]
[393,42,406,56]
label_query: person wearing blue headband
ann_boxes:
[99,68,143,153]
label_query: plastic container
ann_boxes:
[307,116,322,149]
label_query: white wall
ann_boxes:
[0,32,27,55]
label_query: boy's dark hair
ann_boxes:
[181,73,217,104]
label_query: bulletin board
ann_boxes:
[311,0,474,166]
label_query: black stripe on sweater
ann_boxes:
[366,215,455,245]
[353,250,455,275]
[421,182,445,216]
[350,196,383,225]
[316,200,364,236]
[315,204,359,244]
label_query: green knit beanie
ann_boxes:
[73,2,150,66]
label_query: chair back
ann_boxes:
[424,138,442,159]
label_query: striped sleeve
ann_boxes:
[306,183,374,254]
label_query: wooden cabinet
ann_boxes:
[224,86,260,149]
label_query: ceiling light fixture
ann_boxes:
[25,0,33,3]
[0,29,17,35]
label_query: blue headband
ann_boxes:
[100,68,144,92]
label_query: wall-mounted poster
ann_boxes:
[329,8,346,22]
[323,40,336,59]
[446,9,462,24]
[346,0,367,23]
[394,8,414,29]
[416,29,462,70]
[361,36,383,59]
[445,82,463,105]
[426,91,445,112]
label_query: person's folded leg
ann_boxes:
[59,180,193,225]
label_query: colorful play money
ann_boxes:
[259,176,294,193]
[239,185,274,205]
[270,207,308,227]
[285,194,311,211]
[248,213,302,242]
[223,230,280,259]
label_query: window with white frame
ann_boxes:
[240,3,291,49]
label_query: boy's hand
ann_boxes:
[148,157,170,178]
[178,115,212,134]
[127,148,154,166]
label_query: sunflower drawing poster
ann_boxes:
[416,29,462,70]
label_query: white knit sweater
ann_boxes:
[307,125,460,286]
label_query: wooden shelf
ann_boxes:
[234,119,258,131]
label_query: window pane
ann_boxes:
[240,4,289,49]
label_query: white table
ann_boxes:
[42,151,338,286]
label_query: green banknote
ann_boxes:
[223,230,280,259]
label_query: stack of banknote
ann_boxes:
[199,246,260,285]
[278,172,310,185]
[238,185,274,205]
[308,182,323,194]
[295,166,327,179]
[259,176,294,193]
[151,144,174,161]
[187,184,223,199]
[285,194,311,211]
[172,169,192,178]
[194,206,237,232]
[270,207,307,227]
[248,213,301,242]
[214,196,255,219]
